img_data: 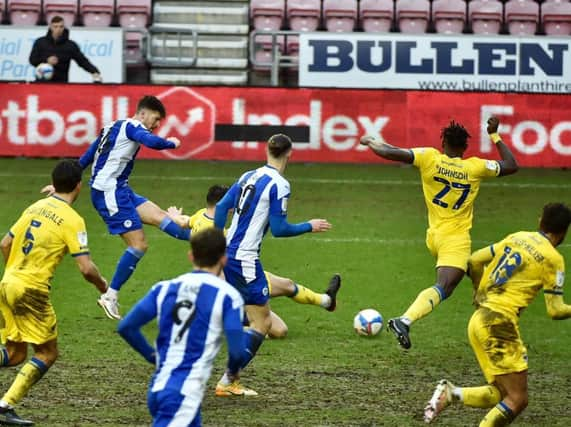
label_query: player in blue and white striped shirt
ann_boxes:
[213,134,332,396]
[118,228,245,427]
[77,96,191,320]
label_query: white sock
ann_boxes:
[401,317,412,326]
[452,387,462,401]
[219,372,231,386]
[106,288,119,300]
[0,400,12,409]
[320,294,331,309]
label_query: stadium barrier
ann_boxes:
[0,83,569,167]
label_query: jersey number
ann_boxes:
[172,300,196,343]
[236,184,256,215]
[490,246,522,287]
[22,220,42,255]
[432,177,471,210]
[96,129,113,155]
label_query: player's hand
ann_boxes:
[92,73,102,83]
[167,137,181,148]
[487,116,499,134]
[47,55,58,65]
[360,135,375,146]
[309,219,331,233]
[41,184,56,196]
[167,206,183,217]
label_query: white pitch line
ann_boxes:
[0,173,569,189]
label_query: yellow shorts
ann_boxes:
[265,272,273,295]
[0,282,57,345]
[468,307,528,384]
[426,230,471,271]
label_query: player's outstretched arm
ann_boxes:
[360,136,413,164]
[75,254,108,294]
[487,117,518,176]
[126,123,180,150]
[467,245,495,289]
[214,184,239,229]
[544,294,571,320]
[0,233,13,263]
[166,206,190,228]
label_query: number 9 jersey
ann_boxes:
[411,147,500,236]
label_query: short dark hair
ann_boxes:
[206,185,229,207]
[441,121,471,148]
[50,16,64,24]
[267,134,292,158]
[52,159,82,193]
[137,95,166,119]
[190,228,226,268]
[540,203,571,235]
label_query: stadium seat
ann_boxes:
[7,0,41,25]
[323,0,358,32]
[80,0,114,27]
[125,31,144,64]
[468,0,503,34]
[0,0,4,22]
[250,0,285,31]
[542,1,571,35]
[505,0,539,35]
[287,0,321,31]
[117,0,151,29]
[432,0,466,34]
[44,0,77,27]
[359,0,393,33]
[396,0,430,33]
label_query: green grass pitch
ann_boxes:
[0,158,570,426]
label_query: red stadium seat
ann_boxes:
[432,0,466,34]
[323,0,358,32]
[287,0,321,31]
[80,0,114,27]
[0,0,5,21]
[360,0,393,33]
[396,0,430,33]
[7,0,41,25]
[542,1,571,35]
[44,0,77,27]
[505,0,539,35]
[468,0,502,35]
[117,0,150,29]
[250,0,285,31]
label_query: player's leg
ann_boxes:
[136,198,190,241]
[0,290,28,367]
[480,372,527,426]
[0,341,27,368]
[268,310,288,338]
[267,271,340,311]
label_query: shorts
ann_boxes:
[148,389,201,427]
[468,307,528,384]
[223,258,270,305]
[426,230,471,271]
[91,186,147,235]
[0,282,57,345]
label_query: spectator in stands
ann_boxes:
[29,15,102,83]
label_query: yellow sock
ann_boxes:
[480,403,515,427]
[2,358,49,406]
[462,385,501,408]
[402,286,444,323]
[291,284,323,307]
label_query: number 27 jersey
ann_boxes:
[411,148,500,235]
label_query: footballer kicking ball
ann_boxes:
[35,63,54,81]
[354,309,383,336]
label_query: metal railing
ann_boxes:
[249,30,301,86]
[146,25,199,67]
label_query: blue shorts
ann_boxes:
[223,258,269,305]
[91,186,147,235]
[148,389,201,427]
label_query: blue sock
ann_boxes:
[433,284,447,301]
[159,217,190,241]
[30,357,49,376]
[290,283,299,297]
[0,348,9,367]
[109,247,145,291]
[240,329,265,370]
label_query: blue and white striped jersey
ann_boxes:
[143,271,244,395]
[80,118,175,191]
[224,165,291,262]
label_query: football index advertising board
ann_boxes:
[0,26,124,83]
[298,33,571,93]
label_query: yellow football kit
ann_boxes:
[411,148,500,270]
[0,196,89,344]
[188,208,215,233]
[469,231,565,383]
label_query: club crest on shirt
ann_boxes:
[124,219,133,228]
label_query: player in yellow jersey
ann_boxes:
[0,160,108,426]
[424,203,571,426]
[361,117,518,349]
[167,184,341,338]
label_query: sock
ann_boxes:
[2,357,49,406]
[159,217,191,241]
[402,285,446,324]
[291,284,324,307]
[109,247,145,291]
[219,372,232,386]
[480,402,515,427]
[105,288,118,300]
[240,329,265,370]
[0,348,8,367]
[461,385,502,408]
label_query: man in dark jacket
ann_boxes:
[29,16,102,83]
